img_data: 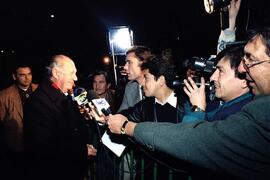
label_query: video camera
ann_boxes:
[172,55,217,100]
[182,55,216,74]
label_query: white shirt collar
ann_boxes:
[155,91,177,108]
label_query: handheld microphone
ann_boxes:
[73,87,89,106]
[87,90,112,116]
[92,98,111,116]
[73,88,112,117]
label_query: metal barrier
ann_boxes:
[120,150,192,180]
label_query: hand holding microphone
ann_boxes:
[72,88,105,121]
[84,90,112,124]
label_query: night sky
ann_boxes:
[0,0,269,89]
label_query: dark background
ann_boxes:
[0,0,269,89]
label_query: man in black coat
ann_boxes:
[23,55,97,179]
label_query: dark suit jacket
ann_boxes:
[134,95,270,179]
[23,79,90,179]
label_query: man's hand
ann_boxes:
[107,114,137,136]
[107,114,128,134]
[87,144,97,157]
[183,77,206,111]
[85,103,106,123]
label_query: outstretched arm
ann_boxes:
[217,0,242,53]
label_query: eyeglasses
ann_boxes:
[242,55,270,69]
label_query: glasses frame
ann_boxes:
[242,55,270,69]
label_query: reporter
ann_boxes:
[107,28,270,179]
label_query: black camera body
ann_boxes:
[172,55,217,100]
[183,55,216,75]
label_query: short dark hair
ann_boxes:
[126,45,152,62]
[215,44,244,78]
[12,62,32,75]
[141,56,176,89]
[246,27,270,57]
[92,70,111,84]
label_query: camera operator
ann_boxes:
[183,44,252,122]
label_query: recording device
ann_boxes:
[172,78,211,87]
[73,88,112,117]
[73,87,89,106]
[174,55,217,89]
[172,77,214,95]
[73,88,125,156]
[204,0,232,14]
[92,98,111,116]
[183,55,216,74]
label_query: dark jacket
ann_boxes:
[120,96,184,123]
[134,95,270,179]
[119,96,186,180]
[23,79,90,180]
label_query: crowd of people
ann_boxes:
[1,0,270,179]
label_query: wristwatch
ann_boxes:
[120,120,129,135]
[191,105,205,112]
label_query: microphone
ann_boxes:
[73,87,89,106]
[87,90,112,116]
[73,88,112,118]
[91,98,112,116]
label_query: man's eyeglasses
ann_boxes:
[242,55,270,69]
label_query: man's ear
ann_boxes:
[241,79,249,89]
[158,75,166,86]
[12,73,16,81]
[52,67,59,79]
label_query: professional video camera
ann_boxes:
[172,55,217,100]
[172,55,216,87]
[183,55,216,74]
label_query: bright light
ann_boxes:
[108,26,133,55]
[50,14,55,18]
[111,28,132,49]
[103,56,111,65]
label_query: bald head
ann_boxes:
[48,55,78,93]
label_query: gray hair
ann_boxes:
[46,55,66,76]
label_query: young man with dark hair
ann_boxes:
[91,70,116,112]
[0,62,38,179]
[98,56,185,179]
[117,45,152,112]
